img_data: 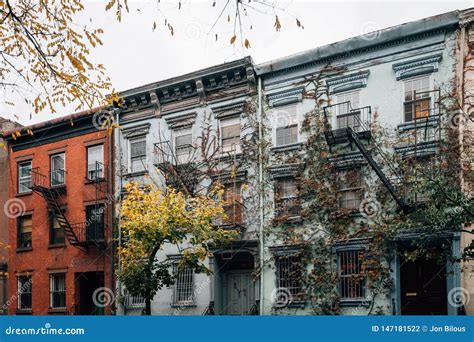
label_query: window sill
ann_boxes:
[340,299,370,307]
[123,171,148,178]
[48,243,66,249]
[16,247,32,253]
[48,308,67,314]
[171,302,197,308]
[16,309,32,315]
[84,178,106,184]
[398,116,439,131]
[271,142,303,153]
[16,191,33,197]
[273,301,306,309]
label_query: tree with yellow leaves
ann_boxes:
[118,182,237,315]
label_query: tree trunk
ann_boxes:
[143,244,160,316]
[144,297,152,315]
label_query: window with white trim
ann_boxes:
[129,137,146,173]
[338,250,366,300]
[335,91,360,129]
[17,275,32,310]
[220,116,241,154]
[338,169,363,210]
[49,273,66,309]
[274,104,298,146]
[18,161,32,193]
[172,263,194,306]
[87,145,104,180]
[403,76,431,122]
[50,153,65,187]
[173,127,193,164]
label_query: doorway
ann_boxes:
[400,255,447,315]
[75,271,104,315]
[226,271,254,315]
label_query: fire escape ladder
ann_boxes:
[345,127,410,212]
[30,169,86,251]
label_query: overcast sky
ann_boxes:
[1,0,473,126]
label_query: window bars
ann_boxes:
[338,250,366,300]
[172,264,194,306]
[275,254,303,300]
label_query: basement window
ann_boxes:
[338,250,366,301]
[49,273,66,309]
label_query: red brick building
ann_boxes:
[3,111,115,315]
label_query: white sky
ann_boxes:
[1,0,473,125]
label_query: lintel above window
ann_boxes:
[267,87,304,107]
[392,54,442,81]
[326,71,370,95]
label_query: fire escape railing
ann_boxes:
[323,102,411,212]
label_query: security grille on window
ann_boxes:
[18,161,32,193]
[50,213,65,245]
[173,128,193,164]
[172,263,194,305]
[275,253,303,301]
[18,215,32,248]
[17,275,32,310]
[220,117,241,153]
[404,76,431,122]
[338,170,363,209]
[49,273,66,309]
[338,250,366,300]
[275,105,298,146]
[87,145,104,180]
[130,138,146,173]
[335,91,360,130]
[275,177,300,217]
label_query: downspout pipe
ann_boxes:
[115,109,124,315]
[108,112,114,314]
[257,76,265,315]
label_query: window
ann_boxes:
[338,170,363,210]
[50,213,65,245]
[50,153,65,187]
[130,138,146,173]
[87,145,104,180]
[220,117,241,153]
[275,253,303,302]
[17,275,32,310]
[172,263,194,305]
[275,177,300,218]
[222,183,243,225]
[335,91,360,130]
[338,250,366,300]
[173,128,193,164]
[18,161,32,193]
[17,215,32,249]
[49,273,66,309]
[85,205,105,241]
[275,105,298,146]
[404,76,431,122]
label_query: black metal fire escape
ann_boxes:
[323,102,411,212]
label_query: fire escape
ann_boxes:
[29,161,107,251]
[323,89,442,213]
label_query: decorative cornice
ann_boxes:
[267,87,304,107]
[326,71,370,94]
[269,244,304,256]
[164,112,197,129]
[329,152,367,170]
[212,101,247,119]
[392,54,442,80]
[269,163,300,178]
[122,122,151,138]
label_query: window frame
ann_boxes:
[49,273,66,309]
[50,152,66,187]
[172,262,195,306]
[402,75,433,123]
[85,204,105,241]
[274,252,304,305]
[334,90,361,130]
[173,127,193,164]
[17,215,32,249]
[337,249,367,302]
[337,169,364,210]
[273,104,299,147]
[49,212,65,245]
[18,160,32,194]
[275,177,300,218]
[220,116,241,154]
[129,137,147,174]
[86,144,104,181]
[17,275,32,310]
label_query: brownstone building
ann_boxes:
[3,111,115,315]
